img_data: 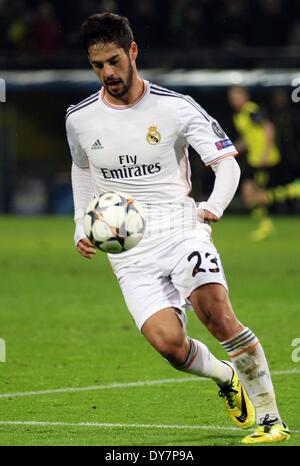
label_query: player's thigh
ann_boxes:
[141,307,187,357]
[116,265,187,333]
[241,178,257,204]
[170,230,228,300]
[170,231,243,339]
[189,283,243,341]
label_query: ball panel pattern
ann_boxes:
[83,192,145,254]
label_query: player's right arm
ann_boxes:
[247,107,277,166]
[260,119,276,166]
[71,163,96,259]
[66,114,96,259]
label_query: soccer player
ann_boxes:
[228,86,281,241]
[66,13,289,444]
[246,178,300,208]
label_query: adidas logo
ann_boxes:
[91,139,103,150]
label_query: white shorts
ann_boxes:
[113,225,228,331]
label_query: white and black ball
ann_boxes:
[84,192,145,254]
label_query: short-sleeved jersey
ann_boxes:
[233,101,280,168]
[66,81,237,269]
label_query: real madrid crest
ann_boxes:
[146,126,161,145]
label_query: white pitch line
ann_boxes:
[0,368,299,400]
[270,369,300,376]
[0,377,205,399]
[0,421,299,435]
[0,421,239,431]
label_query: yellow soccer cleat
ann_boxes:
[218,361,255,429]
[287,178,300,199]
[250,218,274,242]
[241,420,290,444]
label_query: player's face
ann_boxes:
[228,88,248,111]
[88,42,136,98]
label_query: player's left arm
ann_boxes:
[197,156,241,222]
[71,162,96,258]
[177,96,240,221]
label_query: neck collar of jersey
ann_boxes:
[100,80,148,109]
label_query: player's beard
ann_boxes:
[104,59,133,99]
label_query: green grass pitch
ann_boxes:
[0,215,299,446]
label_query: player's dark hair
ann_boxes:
[80,12,134,54]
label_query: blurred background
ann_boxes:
[1,2,300,447]
[0,0,300,215]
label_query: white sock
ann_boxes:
[169,338,233,386]
[221,327,282,425]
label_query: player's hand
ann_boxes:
[76,237,96,259]
[198,209,220,223]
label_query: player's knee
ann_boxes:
[242,181,256,206]
[156,338,184,360]
[152,331,186,361]
[209,315,238,340]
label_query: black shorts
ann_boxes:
[241,164,283,188]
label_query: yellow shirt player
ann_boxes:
[233,100,280,169]
[228,86,281,241]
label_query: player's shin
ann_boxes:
[167,337,233,385]
[221,327,282,425]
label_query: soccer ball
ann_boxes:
[84,192,146,254]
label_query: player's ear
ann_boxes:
[129,42,138,62]
[87,46,95,69]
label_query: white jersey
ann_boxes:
[66,80,237,270]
